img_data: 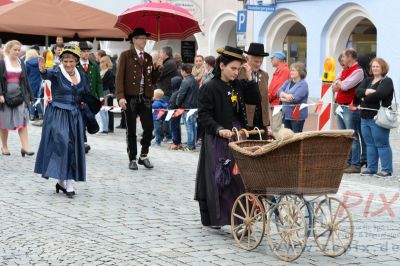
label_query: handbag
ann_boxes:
[4,91,24,107]
[215,158,232,188]
[214,128,242,188]
[374,89,399,129]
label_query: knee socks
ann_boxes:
[66,180,74,192]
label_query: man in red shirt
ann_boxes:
[268,51,290,138]
[332,48,364,173]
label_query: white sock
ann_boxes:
[66,180,74,192]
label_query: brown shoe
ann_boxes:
[344,165,361,174]
[169,144,183,150]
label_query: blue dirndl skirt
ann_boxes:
[34,102,86,181]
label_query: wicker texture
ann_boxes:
[228,130,354,195]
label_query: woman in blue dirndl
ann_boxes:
[34,44,90,198]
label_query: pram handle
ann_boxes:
[232,128,265,138]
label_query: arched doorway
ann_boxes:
[260,9,306,73]
[209,11,237,56]
[322,3,376,66]
[213,21,237,51]
[283,22,307,65]
[346,18,376,58]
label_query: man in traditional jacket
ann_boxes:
[77,41,104,153]
[116,28,160,170]
[239,43,270,138]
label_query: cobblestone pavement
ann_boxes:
[0,120,399,265]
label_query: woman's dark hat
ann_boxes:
[244,43,269,57]
[128,28,151,40]
[216,46,245,61]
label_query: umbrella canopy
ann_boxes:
[0,0,12,6]
[114,2,201,41]
[0,0,125,43]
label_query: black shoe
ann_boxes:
[56,183,67,194]
[129,160,138,170]
[21,148,34,157]
[66,191,75,198]
[210,226,221,230]
[1,148,10,155]
[116,125,125,129]
[138,157,154,169]
[85,144,91,154]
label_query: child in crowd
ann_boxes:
[169,76,183,150]
[152,89,168,145]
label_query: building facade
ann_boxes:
[154,0,243,60]
[81,0,244,62]
[251,0,400,97]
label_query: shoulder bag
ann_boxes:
[4,87,24,107]
[374,89,399,129]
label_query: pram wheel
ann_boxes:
[231,193,265,250]
[266,200,307,262]
[313,196,353,257]
[278,194,313,237]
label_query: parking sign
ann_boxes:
[236,10,247,33]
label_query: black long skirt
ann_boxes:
[194,133,245,226]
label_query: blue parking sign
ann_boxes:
[236,10,247,33]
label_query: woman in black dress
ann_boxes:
[195,46,260,227]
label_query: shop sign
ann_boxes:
[246,0,276,12]
[237,33,246,48]
[181,41,196,63]
[166,0,202,22]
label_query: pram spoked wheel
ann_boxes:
[231,193,265,250]
[313,196,353,257]
[277,194,313,237]
[266,200,308,262]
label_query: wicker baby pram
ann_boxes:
[229,130,354,195]
[228,130,355,261]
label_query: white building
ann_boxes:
[78,0,244,62]
[250,0,400,97]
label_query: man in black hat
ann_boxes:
[77,41,103,99]
[239,42,270,138]
[76,41,104,153]
[115,28,160,170]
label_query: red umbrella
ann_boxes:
[0,0,12,6]
[114,2,201,41]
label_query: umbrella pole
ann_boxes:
[157,13,160,42]
[45,36,49,49]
